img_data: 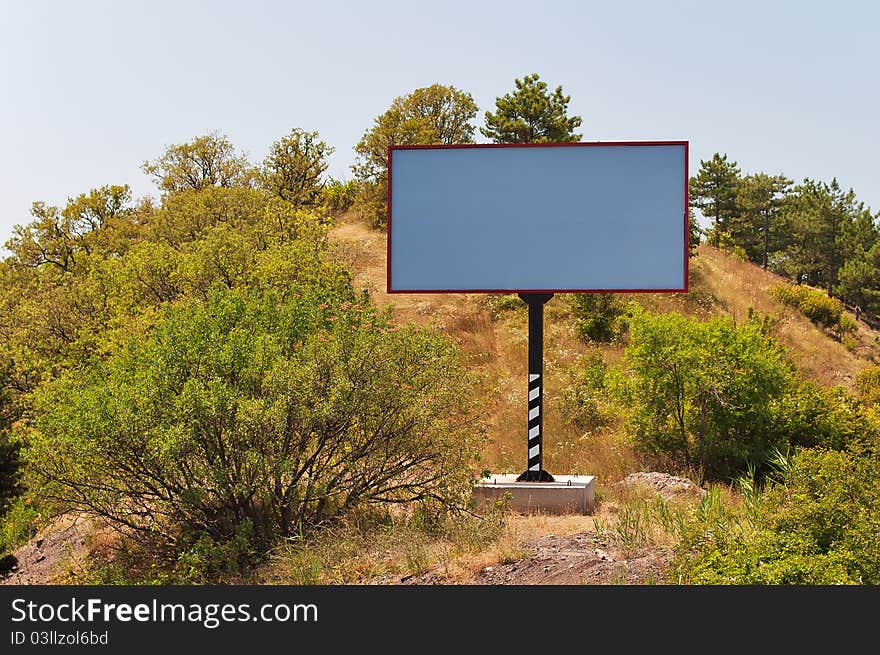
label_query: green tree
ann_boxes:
[730,173,792,268]
[5,185,135,270]
[689,153,742,247]
[787,178,859,295]
[352,84,478,229]
[0,364,21,516]
[261,129,333,207]
[688,208,702,255]
[836,206,879,312]
[569,293,625,342]
[481,73,582,143]
[143,132,253,193]
[838,240,880,314]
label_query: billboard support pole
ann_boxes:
[517,293,555,482]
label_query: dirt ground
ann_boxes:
[372,530,672,585]
[366,472,700,585]
[1,514,96,584]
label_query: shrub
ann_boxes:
[568,293,625,342]
[0,496,39,555]
[770,382,880,451]
[354,180,388,230]
[857,365,880,406]
[770,284,854,336]
[321,178,358,213]
[0,430,21,517]
[676,448,880,584]
[610,311,795,480]
[485,294,522,319]
[607,310,872,480]
[560,351,611,430]
[25,286,481,563]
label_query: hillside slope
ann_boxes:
[6,212,877,586]
[330,212,879,476]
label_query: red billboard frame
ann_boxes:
[386,140,689,294]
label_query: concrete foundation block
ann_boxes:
[473,474,596,515]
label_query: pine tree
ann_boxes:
[689,153,741,247]
[787,178,860,295]
[482,74,582,143]
[731,173,792,268]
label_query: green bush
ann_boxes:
[0,431,21,518]
[770,382,880,451]
[485,294,522,319]
[857,365,880,406]
[25,286,481,565]
[609,311,795,480]
[568,293,625,342]
[321,178,358,213]
[560,351,611,430]
[676,448,880,584]
[605,310,872,480]
[770,284,854,335]
[0,496,39,555]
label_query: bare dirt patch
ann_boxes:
[371,529,671,585]
[1,514,96,584]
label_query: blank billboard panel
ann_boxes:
[388,142,688,293]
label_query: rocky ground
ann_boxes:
[370,530,672,585]
[3,472,701,585]
[369,472,700,585]
[615,471,707,499]
[1,514,95,584]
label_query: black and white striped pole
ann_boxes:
[517,293,555,482]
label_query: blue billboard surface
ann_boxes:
[388,142,688,293]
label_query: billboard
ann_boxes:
[387,141,688,293]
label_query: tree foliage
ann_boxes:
[678,448,880,584]
[604,310,875,480]
[260,129,333,208]
[610,311,794,479]
[689,153,742,247]
[689,151,880,317]
[143,132,253,193]
[482,73,582,143]
[353,84,478,228]
[786,178,862,296]
[0,128,488,572]
[731,173,792,268]
[568,293,625,342]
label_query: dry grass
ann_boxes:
[260,504,522,584]
[687,245,876,387]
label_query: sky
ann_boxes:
[1,0,878,245]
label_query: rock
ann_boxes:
[617,472,707,499]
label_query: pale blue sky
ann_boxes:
[1,0,878,244]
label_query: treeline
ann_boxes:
[690,153,879,314]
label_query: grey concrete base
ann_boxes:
[473,474,596,515]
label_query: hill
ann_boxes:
[331,211,879,479]
[4,210,878,586]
